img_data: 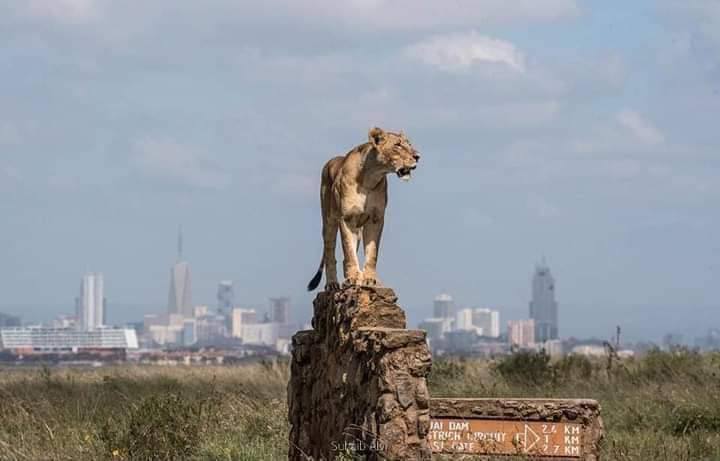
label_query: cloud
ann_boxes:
[616,109,665,146]
[23,0,99,23]
[132,138,230,190]
[13,0,579,30]
[291,0,580,29]
[406,31,526,72]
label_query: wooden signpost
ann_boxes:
[430,398,603,460]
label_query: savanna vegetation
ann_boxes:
[1,349,719,460]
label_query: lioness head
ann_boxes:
[368,127,420,181]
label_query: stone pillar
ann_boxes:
[288,286,433,460]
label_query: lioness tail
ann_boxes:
[307,259,324,291]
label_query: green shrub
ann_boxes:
[670,404,720,435]
[635,348,704,382]
[100,392,216,460]
[494,351,553,386]
[554,354,594,381]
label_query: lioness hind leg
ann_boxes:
[323,218,340,291]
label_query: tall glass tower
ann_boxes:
[529,259,558,342]
[76,273,105,330]
[168,228,193,318]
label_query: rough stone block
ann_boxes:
[288,286,432,461]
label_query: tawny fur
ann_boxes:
[308,127,420,291]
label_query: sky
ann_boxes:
[0,0,718,342]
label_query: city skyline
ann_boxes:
[0,2,718,342]
[0,250,714,343]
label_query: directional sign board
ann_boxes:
[429,398,603,460]
[429,419,582,457]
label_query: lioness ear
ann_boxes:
[368,127,385,146]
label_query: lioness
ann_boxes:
[307,127,420,291]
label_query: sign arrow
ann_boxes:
[522,424,541,452]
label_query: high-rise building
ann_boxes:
[472,308,500,338]
[76,273,105,331]
[508,319,535,348]
[455,308,475,332]
[269,297,290,324]
[419,317,454,344]
[529,260,558,342]
[168,228,193,318]
[231,308,258,338]
[217,281,234,315]
[433,293,454,319]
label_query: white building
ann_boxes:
[433,293,454,319]
[240,323,279,346]
[455,309,476,332]
[148,324,184,346]
[543,339,564,358]
[472,308,500,338]
[0,327,137,352]
[52,314,77,329]
[76,273,105,331]
[231,308,258,338]
[571,344,606,357]
[508,319,535,349]
[454,308,499,337]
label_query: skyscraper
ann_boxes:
[508,319,535,348]
[472,308,501,338]
[168,228,193,318]
[433,293,454,319]
[217,281,234,315]
[529,259,559,342]
[76,273,105,331]
[270,297,290,324]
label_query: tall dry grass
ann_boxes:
[0,349,718,460]
[0,361,289,461]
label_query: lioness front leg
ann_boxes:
[362,217,384,286]
[339,218,362,286]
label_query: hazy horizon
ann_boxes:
[1,1,718,343]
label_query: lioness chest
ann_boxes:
[335,185,385,228]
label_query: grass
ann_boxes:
[0,361,289,461]
[0,350,719,460]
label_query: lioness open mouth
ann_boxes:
[397,167,413,180]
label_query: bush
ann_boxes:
[554,354,594,381]
[635,348,704,382]
[670,404,720,435]
[494,351,553,386]
[100,392,217,460]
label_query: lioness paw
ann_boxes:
[362,277,380,287]
[343,277,360,288]
[325,281,340,292]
